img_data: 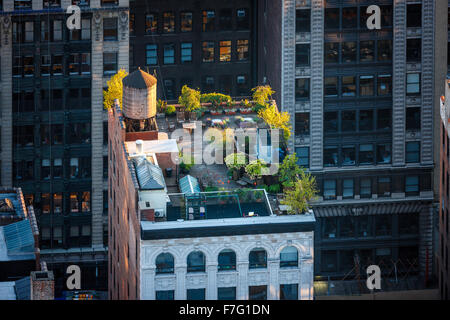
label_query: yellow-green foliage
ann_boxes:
[200,93,232,108]
[257,104,292,140]
[251,85,275,106]
[178,85,201,112]
[103,69,128,110]
[281,170,318,215]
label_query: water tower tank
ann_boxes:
[122,68,157,120]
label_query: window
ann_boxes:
[219,41,231,62]
[202,10,215,32]
[81,19,91,40]
[399,214,419,235]
[380,5,393,27]
[406,73,421,95]
[342,7,357,28]
[296,44,310,66]
[164,79,175,100]
[41,159,51,180]
[296,147,309,168]
[187,289,205,300]
[325,8,339,29]
[129,13,134,35]
[53,20,62,41]
[340,216,355,237]
[81,191,90,212]
[237,39,249,61]
[296,9,310,32]
[295,78,310,100]
[163,44,175,64]
[81,53,90,74]
[237,8,250,30]
[378,177,391,197]
[280,246,298,268]
[324,112,338,132]
[218,249,236,271]
[360,40,374,62]
[407,39,421,62]
[359,110,373,131]
[103,52,117,75]
[375,216,392,236]
[324,77,338,97]
[378,40,392,61]
[180,42,192,64]
[324,42,339,64]
[406,107,421,130]
[323,179,336,200]
[342,42,356,63]
[377,109,391,130]
[53,193,62,212]
[360,178,372,198]
[343,179,354,199]
[68,54,80,75]
[145,13,157,34]
[202,76,215,93]
[67,123,90,144]
[52,55,63,75]
[14,125,34,147]
[342,146,356,166]
[180,12,192,32]
[41,193,51,214]
[342,110,356,132]
[219,75,232,96]
[187,251,205,272]
[323,218,337,239]
[359,76,374,96]
[324,147,338,167]
[202,42,214,62]
[249,248,267,269]
[219,9,232,31]
[70,192,79,212]
[322,251,337,272]
[279,284,298,300]
[249,286,267,300]
[24,21,33,42]
[407,4,422,28]
[295,113,309,136]
[218,287,236,300]
[406,142,420,163]
[342,76,356,96]
[103,18,118,41]
[359,144,374,165]
[236,75,249,96]
[163,12,174,33]
[15,0,32,9]
[41,55,51,76]
[155,253,174,274]
[146,44,157,66]
[41,21,49,41]
[377,144,391,164]
[377,75,392,95]
[13,161,34,181]
[155,290,174,300]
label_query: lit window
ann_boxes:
[145,13,157,34]
[237,39,249,61]
[202,10,215,32]
[180,12,192,32]
[202,41,214,62]
[219,41,231,62]
[163,12,175,33]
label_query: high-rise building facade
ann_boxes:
[0,0,129,294]
[129,0,266,100]
[271,0,442,280]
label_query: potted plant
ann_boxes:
[178,85,201,119]
[165,105,176,117]
[225,153,246,181]
[157,99,167,117]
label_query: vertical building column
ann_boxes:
[392,0,407,166]
[420,0,434,165]
[175,266,187,300]
[141,269,155,300]
[91,12,104,247]
[419,204,434,278]
[118,10,130,73]
[268,260,279,300]
[299,258,313,300]
[281,0,296,151]
[309,0,324,171]
[1,15,13,188]
[237,261,248,300]
[206,263,217,300]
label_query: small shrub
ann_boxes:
[165,105,176,116]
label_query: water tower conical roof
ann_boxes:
[122,68,157,89]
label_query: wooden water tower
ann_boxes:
[122,68,158,132]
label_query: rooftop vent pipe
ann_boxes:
[136,139,143,154]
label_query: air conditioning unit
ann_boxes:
[154,210,165,218]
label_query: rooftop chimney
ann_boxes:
[136,139,144,154]
[30,271,54,300]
